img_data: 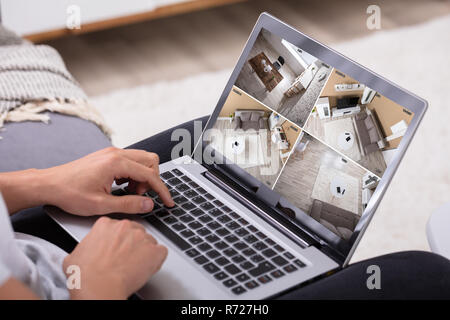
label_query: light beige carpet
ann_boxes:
[91,16,450,263]
[311,165,359,214]
[323,117,362,161]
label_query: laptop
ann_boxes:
[46,13,427,299]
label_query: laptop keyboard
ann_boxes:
[123,168,307,295]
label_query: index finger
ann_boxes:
[116,158,174,207]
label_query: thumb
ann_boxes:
[102,194,154,214]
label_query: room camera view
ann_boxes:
[207,29,414,240]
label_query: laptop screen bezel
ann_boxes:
[192,12,427,266]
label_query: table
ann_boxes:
[338,131,354,150]
[248,52,284,92]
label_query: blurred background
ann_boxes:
[1,0,450,262]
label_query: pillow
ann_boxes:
[336,227,353,240]
[320,218,340,236]
[250,112,262,122]
[240,112,251,121]
[364,116,374,130]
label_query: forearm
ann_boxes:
[0,169,54,215]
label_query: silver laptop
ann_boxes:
[46,13,427,299]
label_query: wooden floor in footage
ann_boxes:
[44,0,450,96]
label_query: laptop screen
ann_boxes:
[203,28,414,244]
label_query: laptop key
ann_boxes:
[180,230,195,238]
[192,196,206,204]
[256,232,267,239]
[238,218,249,226]
[199,215,213,223]
[161,171,175,180]
[206,250,220,259]
[218,215,232,223]
[184,190,198,198]
[224,235,239,243]
[222,206,232,213]
[209,208,223,217]
[171,169,183,176]
[185,248,200,258]
[214,272,228,280]
[214,241,228,250]
[232,255,246,263]
[188,221,203,230]
[204,193,215,200]
[205,234,220,243]
[169,189,180,198]
[293,259,306,268]
[242,248,256,257]
[244,235,258,244]
[163,216,177,224]
[170,208,185,216]
[258,275,272,284]
[198,243,212,252]
[224,264,241,275]
[194,255,208,265]
[176,184,190,192]
[200,202,214,211]
[181,175,192,183]
[262,248,277,258]
[197,187,207,194]
[240,261,255,270]
[191,208,204,217]
[249,261,276,277]
[213,200,223,207]
[274,244,285,252]
[284,252,295,260]
[224,248,238,257]
[283,264,298,273]
[172,223,186,231]
[207,221,221,230]
[167,177,183,186]
[236,273,250,282]
[231,286,246,295]
[230,212,240,219]
[253,242,268,251]
[245,280,259,290]
[216,257,230,266]
[223,279,237,288]
[173,196,188,204]
[271,270,285,278]
[180,215,194,223]
[189,181,199,188]
[188,236,202,245]
[203,263,220,274]
[155,210,170,218]
[265,238,276,246]
[251,254,265,263]
[272,256,289,267]
[144,215,191,251]
[234,242,248,250]
[197,227,211,236]
[181,202,196,211]
[248,225,258,232]
[226,222,240,230]
[235,228,249,237]
[216,228,230,236]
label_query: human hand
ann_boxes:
[63,217,168,300]
[42,147,174,216]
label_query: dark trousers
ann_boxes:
[12,116,450,299]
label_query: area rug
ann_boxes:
[311,165,359,214]
[91,15,450,263]
[323,117,362,161]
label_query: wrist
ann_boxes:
[0,168,54,214]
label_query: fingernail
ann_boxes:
[142,199,153,212]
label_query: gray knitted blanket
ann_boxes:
[0,25,109,137]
